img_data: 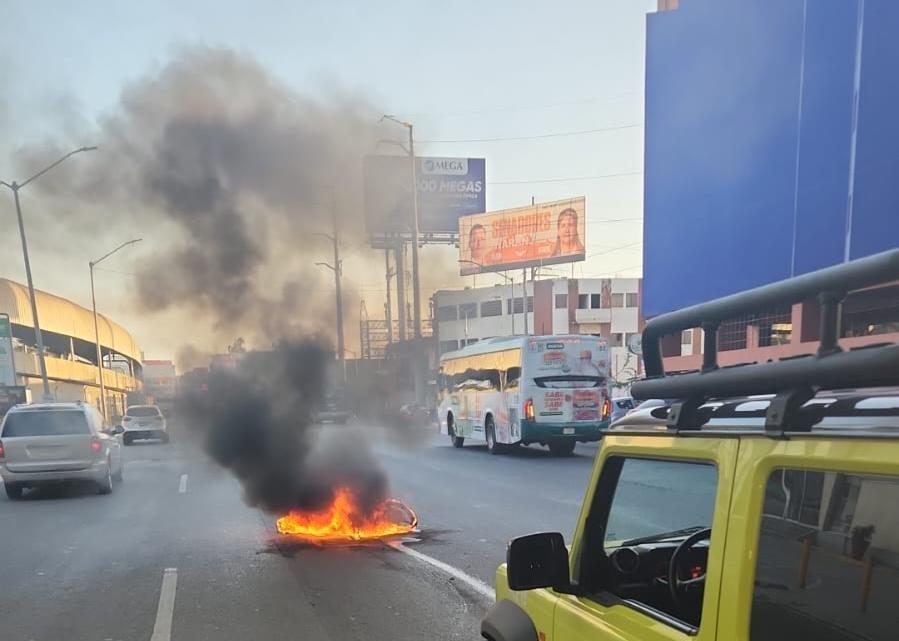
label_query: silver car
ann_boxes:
[610,396,635,423]
[0,402,124,499]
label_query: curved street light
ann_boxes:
[90,238,142,420]
[1,145,98,400]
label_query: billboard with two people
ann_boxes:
[459,197,586,275]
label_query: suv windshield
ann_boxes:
[2,410,91,437]
[127,407,160,417]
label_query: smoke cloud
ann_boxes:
[188,342,388,515]
[16,46,386,345]
[12,46,448,516]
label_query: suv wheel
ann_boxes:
[486,417,502,455]
[123,433,133,446]
[4,482,23,500]
[98,462,114,495]
[549,439,576,457]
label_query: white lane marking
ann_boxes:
[150,567,178,641]
[387,541,494,601]
[178,474,188,494]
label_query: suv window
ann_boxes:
[127,406,161,417]
[583,457,718,629]
[751,469,899,641]
[2,410,91,437]
[604,458,717,546]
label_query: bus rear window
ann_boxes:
[534,375,605,389]
[2,410,91,437]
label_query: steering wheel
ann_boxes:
[667,528,712,610]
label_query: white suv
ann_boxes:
[122,405,169,445]
[0,402,124,499]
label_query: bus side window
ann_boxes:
[505,366,521,391]
[484,369,501,391]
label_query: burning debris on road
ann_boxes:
[182,341,418,540]
[276,487,418,542]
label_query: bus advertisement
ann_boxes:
[437,335,611,456]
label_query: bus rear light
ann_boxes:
[524,399,535,421]
[602,398,612,420]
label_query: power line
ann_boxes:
[417,123,642,144]
[585,241,643,259]
[392,91,643,119]
[488,170,642,185]
[585,218,642,226]
[581,263,644,278]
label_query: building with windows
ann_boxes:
[644,0,899,371]
[0,278,143,418]
[434,277,643,387]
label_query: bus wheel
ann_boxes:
[485,417,502,455]
[448,417,464,448]
[549,439,576,457]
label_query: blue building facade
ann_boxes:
[643,0,899,317]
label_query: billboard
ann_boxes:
[458,197,586,275]
[364,155,486,234]
[0,314,16,387]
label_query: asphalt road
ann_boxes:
[0,420,612,641]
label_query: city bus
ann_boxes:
[437,335,612,456]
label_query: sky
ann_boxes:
[0,0,656,359]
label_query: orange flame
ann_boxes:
[276,487,418,542]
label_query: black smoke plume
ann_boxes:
[14,47,427,516]
[15,46,388,345]
[188,341,388,515]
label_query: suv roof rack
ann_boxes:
[631,249,899,432]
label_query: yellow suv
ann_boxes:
[482,249,899,641]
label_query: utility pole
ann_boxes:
[395,241,406,341]
[509,272,515,335]
[524,195,535,336]
[384,249,394,345]
[522,267,528,335]
[332,206,345,381]
[408,126,422,339]
[381,115,422,340]
[314,201,345,382]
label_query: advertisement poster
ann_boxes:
[459,197,586,275]
[0,314,16,387]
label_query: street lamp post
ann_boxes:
[380,115,422,340]
[1,146,98,400]
[313,203,345,383]
[90,239,142,421]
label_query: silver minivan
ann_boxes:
[0,402,124,499]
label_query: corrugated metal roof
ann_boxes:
[0,278,141,362]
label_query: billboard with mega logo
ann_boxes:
[458,197,586,275]
[363,155,486,235]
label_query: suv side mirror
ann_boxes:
[507,532,573,592]
[112,425,125,435]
